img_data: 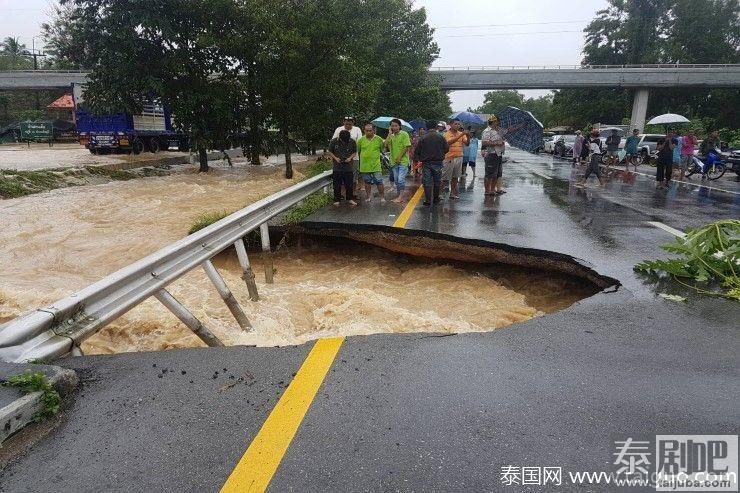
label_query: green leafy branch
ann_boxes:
[634,220,740,301]
[2,371,62,422]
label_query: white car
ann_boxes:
[543,136,559,153]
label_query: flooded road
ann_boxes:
[1,160,597,354]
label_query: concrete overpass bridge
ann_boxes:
[2,64,739,131]
[432,64,740,131]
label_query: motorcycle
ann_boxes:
[685,149,727,180]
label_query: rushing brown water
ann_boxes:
[0,163,308,322]
[0,162,596,355]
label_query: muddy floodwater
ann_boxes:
[1,162,598,355]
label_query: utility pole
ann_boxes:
[22,38,47,110]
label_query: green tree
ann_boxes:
[474,90,554,127]
[553,0,740,132]
[61,0,250,172]
[474,90,524,116]
[0,37,32,70]
[368,1,450,121]
[41,4,92,69]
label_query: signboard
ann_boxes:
[20,121,53,141]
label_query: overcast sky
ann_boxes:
[3,0,609,110]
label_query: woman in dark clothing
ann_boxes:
[328,130,358,205]
[656,132,675,188]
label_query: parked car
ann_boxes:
[635,134,665,161]
[553,134,577,157]
[543,135,559,153]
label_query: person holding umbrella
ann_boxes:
[481,115,521,196]
[384,118,412,203]
[655,130,676,188]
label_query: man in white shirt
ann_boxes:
[332,116,362,141]
[332,116,362,195]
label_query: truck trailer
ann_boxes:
[72,83,188,154]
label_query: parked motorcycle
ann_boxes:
[685,150,727,180]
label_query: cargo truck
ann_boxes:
[72,83,188,154]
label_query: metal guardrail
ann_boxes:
[0,171,332,363]
[429,64,740,71]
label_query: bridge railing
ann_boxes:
[0,171,333,363]
[0,69,90,74]
[430,63,740,71]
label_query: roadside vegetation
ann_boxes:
[188,159,334,235]
[1,371,61,422]
[635,220,740,301]
[0,166,137,199]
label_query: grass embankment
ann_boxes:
[0,167,136,199]
[187,159,333,235]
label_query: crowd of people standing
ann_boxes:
[326,115,720,205]
[327,115,522,208]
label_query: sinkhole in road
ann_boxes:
[80,226,615,355]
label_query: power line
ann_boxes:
[438,30,583,39]
[435,20,589,29]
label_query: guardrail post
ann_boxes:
[260,222,274,284]
[202,259,252,331]
[233,239,259,301]
[154,289,224,347]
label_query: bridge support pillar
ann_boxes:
[234,238,259,301]
[260,223,274,284]
[630,88,650,133]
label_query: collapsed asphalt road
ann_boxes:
[1,149,738,493]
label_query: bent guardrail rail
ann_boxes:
[0,171,332,363]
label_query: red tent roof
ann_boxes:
[47,94,74,109]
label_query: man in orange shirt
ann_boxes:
[442,118,470,199]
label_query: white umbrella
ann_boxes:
[647,113,690,125]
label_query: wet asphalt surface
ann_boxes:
[1,149,738,492]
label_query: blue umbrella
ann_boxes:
[449,111,486,125]
[495,106,544,153]
[371,117,413,132]
[409,119,427,131]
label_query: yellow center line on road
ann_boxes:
[392,185,424,228]
[221,337,344,493]
[222,185,423,492]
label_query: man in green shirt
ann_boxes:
[357,123,386,203]
[384,118,412,203]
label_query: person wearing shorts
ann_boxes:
[624,129,640,172]
[481,115,521,195]
[442,118,469,199]
[356,123,386,203]
[462,128,479,176]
